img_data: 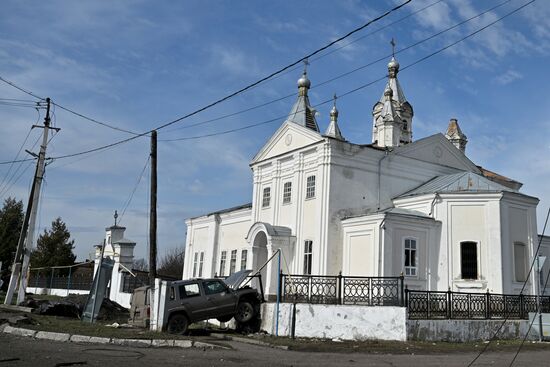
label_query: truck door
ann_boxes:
[177,282,210,321]
[201,280,238,318]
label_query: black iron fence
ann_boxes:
[28,273,93,291]
[280,273,404,306]
[120,272,150,293]
[406,289,550,320]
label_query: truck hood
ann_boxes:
[224,269,252,290]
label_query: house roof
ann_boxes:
[477,166,522,190]
[396,171,514,199]
[342,207,433,221]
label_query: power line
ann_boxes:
[52,102,141,136]
[508,208,550,366]
[152,0,413,133]
[0,1,412,141]
[161,0,532,143]
[119,156,150,223]
[160,0,512,136]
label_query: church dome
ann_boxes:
[388,56,400,71]
[297,72,311,88]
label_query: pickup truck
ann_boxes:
[129,270,263,334]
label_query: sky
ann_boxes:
[1,0,549,263]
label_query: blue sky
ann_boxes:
[1,0,549,262]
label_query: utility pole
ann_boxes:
[5,98,59,305]
[149,130,157,286]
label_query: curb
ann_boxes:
[0,323,223,349]
[210,333,289,350]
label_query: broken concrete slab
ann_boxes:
[35,331,70,342]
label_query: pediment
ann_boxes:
[250,121,323,165]
[394,133,480,173]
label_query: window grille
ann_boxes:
[303,240,313,275]
[306,175,316,199]
[461,242,478,279]
[230,250,237,275]
[240,249,248,271]
[262,187,271,207]
[404,238,417,276]
[283,182,292,204]
[219,251,227,277]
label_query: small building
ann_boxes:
[183,55,546,298]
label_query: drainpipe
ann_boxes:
[377,148,391,211]
[429,193,439,218]
[378,217,386,276]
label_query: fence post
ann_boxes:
[447,287,452,319]
[337,271,342,305]
[404,285,409,308]
[485,288,491,319]
[49,268,55,290]
[400,274,405,307]
[279,270,284,302]
[67,266,72,295]
[520,293,525,319]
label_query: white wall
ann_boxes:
[261,302,407,341]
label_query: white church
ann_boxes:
[183,55,547,298]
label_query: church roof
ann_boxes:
[286,71,319,132]
[397,171,515,199]
[324,96,344,140]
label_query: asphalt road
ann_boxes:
[2,333,550,367]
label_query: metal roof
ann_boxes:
[397,171,514,199]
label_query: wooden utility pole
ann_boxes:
[149,130,157,286]
[5,98,59,305]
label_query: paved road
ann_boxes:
[1,333,550,367]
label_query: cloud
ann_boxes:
[493,69,523,85]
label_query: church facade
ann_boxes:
[183,56,545,297]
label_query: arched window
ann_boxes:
[460,241,478,280]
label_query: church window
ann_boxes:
[230,250,237,275]
[306,175,316,199]
[193,252,198,277]
[283,182,292,204]
[262,187,271,207]
[460,242,478,280]
[303,240,313,275]
[514,242,528,282]
[219,251,227,277]
[198,251,204,277]
[241,249,248,271]
[404,238,417,276]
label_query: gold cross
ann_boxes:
[390,38,396,57]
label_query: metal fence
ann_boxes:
[28,273,93,291]
[280,273,404,306]
[406,289,550,320]
[120,272,150,293]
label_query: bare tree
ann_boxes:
[132,258,148,271]
[158,247,185,279]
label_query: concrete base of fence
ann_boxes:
[261,303,407,341]
[407,319,538,342]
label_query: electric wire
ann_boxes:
[118,156,150,224]
[0,0,532,164]
[0,1,412,140]
[0,127,33,192]
[161,0,533,143]
[0,132,42,198]
[507,207,550,366]
[161,0,514,136]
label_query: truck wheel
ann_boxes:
[167,314,189,334]
[235,301,254,323]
